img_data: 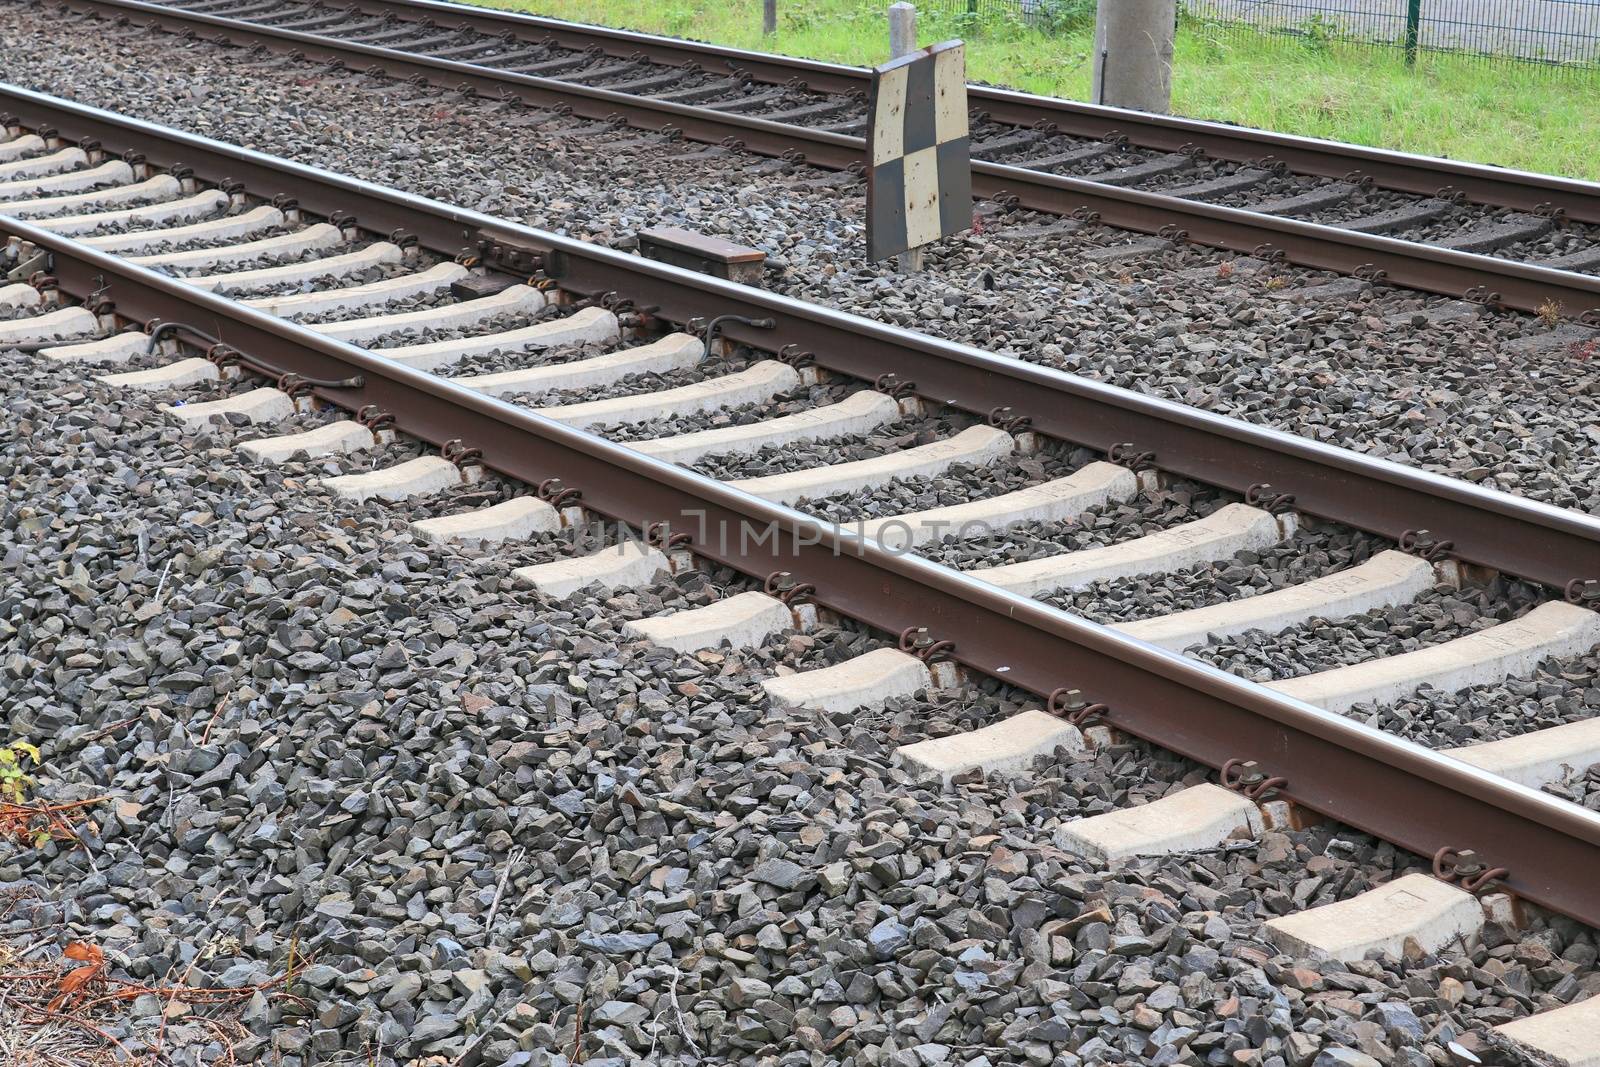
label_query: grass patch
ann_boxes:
[464,0,1600,180]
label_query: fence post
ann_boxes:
[1092,0,1177,113]
[1404,0,1422,65]
[763,0,777,35]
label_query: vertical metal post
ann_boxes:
[1405,0,1422,65]
[888,2,923,273]
[763,0,777,36]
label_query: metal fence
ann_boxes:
[1188,1,1600,66]
[923,0,1600,68]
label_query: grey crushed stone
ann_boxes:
[10,346,1595,1064]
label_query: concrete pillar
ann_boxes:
[1091,0,1176,113]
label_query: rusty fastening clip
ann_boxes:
[1031,118,1059,134]
[719,136,747,152]
[1178,142,1208,160]
[205,343,243,371]
[1220,759,1287,801]
[1158,224,1189,243]
[355,405,396,434]
[1565,578,1600,605]
[659,125,683,141]
[987,406,1033,434]
[874,373,917,399]
[1432,847,1507,894]
[1462,286,1502,307]
[992,191,1022,210]
[1250,243,1288,264]
[1246,483,1296,515]
[276,372,317,399]
[1353,263,1389,283]
[1398,529,1455,563]
[441,439,483,471]
[1531,202,1569,221]
[537,478,582,509]
[777,344,816,369]
[1580,309,1600,327]
[1070,206,1102,224]
[645,521,693,549]
[898,627,955,663]
[764,571,816,606]
[1108,442,1156,472]
[781,149,807,164]
[1046,688,1107,727]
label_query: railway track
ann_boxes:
[3,83,1600,1061]
[49,0,1600,322]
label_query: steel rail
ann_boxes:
[139,0,1600,224]
[12,214,1600,926]
[4,80,1599,597]
[59,0,1600,320]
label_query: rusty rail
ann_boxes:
[171,0,1600,225]
[56,0,1600,320]
[10,211,1600,926]
[6,80,1599,596]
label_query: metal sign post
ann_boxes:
[865,38,971,265]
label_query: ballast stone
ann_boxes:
[1053,784,1262,862]
[896,710,1084,783]
[761,648,931,714]
[1263,873,1483,962]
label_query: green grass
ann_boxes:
[465,0,1600,180]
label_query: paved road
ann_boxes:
[1188,0,1600,62]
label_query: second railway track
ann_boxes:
[47,0,1600,323]
[4,77,1600,1062]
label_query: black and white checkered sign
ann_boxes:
[866,40,971,262]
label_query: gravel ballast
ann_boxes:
[4,11,1600,1065]
[3,329,1598,1066]
[0,4,1596,519]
